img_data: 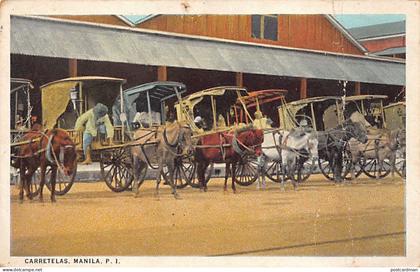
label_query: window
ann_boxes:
[251,15,278,41]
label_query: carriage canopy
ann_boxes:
[278,96,343,131]
[40,76,126,130]
[175,86,249,133]
[11,78,34,130]
[113,81,186,128]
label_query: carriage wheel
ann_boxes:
[100,147,134,192]
[161,156,191,189]
[293,159,314,183]
[186,161,214,189]
[234,156,259,186]
[318,149,353,181]
[264,159,284,183]
[26,169,42,198]
[361,158,391,179]
[394,158,406,178]
[45,161,77,196]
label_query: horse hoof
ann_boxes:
[204,188,208,192]
[174,194,181,200]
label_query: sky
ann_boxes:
[333,14,406,28]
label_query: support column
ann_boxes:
[235,72,243,87]
[354,81,361,95]
[300,78,307,99]
[69,59,78,77]
[157,66,167,81]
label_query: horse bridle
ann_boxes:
[232,130,258,156]
[162,124,190,157]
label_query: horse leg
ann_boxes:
[18,162,26,202]
[231,162,237,193]
[202,162,209,192]
[196,161,207,192]
[132,156,140,197]
[168,161,180,199]
[155,157,164,199]
[24,165,38,201]
[290,159,297,191]
[224,162,230,192]
[39,161,47,202]
[390,152,396,181]
[49,166,57,203]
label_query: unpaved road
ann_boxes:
[11,175,405,256]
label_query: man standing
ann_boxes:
[75,103,114,165]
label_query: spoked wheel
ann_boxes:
[161,156,193,189]
[28,169,42,198]
[234,155,259,186]
[318,149,353,181]
[394,157,406,178]
[100,147,134,192]
[187,161,214,189]
[293,159,314,183]
[264,159,284,183]
[45,162,77,196]
[361,157,391,179]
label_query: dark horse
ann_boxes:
[317,120,368,182]
[195,127,264,193]
[15,126,77,202]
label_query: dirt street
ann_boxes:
[10,175,405,256]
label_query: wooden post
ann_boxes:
[300,78,307,99]
[236,72,243,87]
[355,81,361,95]
[69,59,78,77]
[157,66,167,81]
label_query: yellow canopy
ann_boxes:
[42,81,77,130]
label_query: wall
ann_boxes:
[361,36,405,53]
[138,15,363,55]
[50,15,363,55]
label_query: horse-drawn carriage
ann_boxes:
[174,86,264,191]
[10,78,34,142]
[345,96,406,179]
[383,101,406,178]
[10,78,35,186]
[12,76,126,198]
[277,94,405,181]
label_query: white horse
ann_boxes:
[257,127,319,191]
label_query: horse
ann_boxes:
[347,128,405,180]
[317,120,368,182]
[131,121,194,199]
[257,127,319,191]
[195,127,264,193]
[15,127,77,202]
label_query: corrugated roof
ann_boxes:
[11,16,405,86]
[373,46,406,56]
[348,21,406,40]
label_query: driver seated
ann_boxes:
[217,114,226,128]
[253,110,270,129]
[350,110,372,128]
[133,111,161,128]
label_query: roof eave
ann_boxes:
[325,15,368,54]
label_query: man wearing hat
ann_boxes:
[75,103,114,165]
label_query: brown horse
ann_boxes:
[16,128,77,202]
[195,127,264,193]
